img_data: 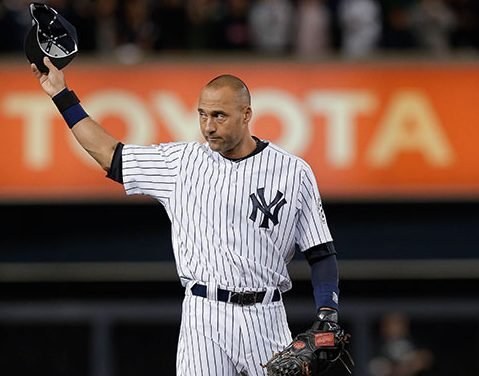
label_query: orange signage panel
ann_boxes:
[1,61,478,201]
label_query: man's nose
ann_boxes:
[204,116,216,133]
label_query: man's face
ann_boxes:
[198,85,252,158]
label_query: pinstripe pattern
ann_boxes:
[177,294,292,376]
[122,141,332,293]
[122,139,332,375]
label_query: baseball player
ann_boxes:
[31,57,344,376]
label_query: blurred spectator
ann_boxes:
[338,0,382,58]
[369,312,434,376]
[293,0,331,58]
[95,0,119,54]
[249,0,294,54]
[447,0,479,50]
[185,0,224,50]
[152,0,188,51]
[381,0,418,49]
[222,0,251,50]
[115,0,155,64]
[410,0,456,56]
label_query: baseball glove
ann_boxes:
[262,310,354,376]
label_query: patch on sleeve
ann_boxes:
[316,198,327,223]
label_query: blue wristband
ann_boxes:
[52,89,88,129]
[61,103,88,129]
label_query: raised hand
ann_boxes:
[31,57,67,98]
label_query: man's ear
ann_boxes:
[244,106,252,123]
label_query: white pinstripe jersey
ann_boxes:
[122,140,332,293]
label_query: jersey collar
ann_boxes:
[224,136,269,162]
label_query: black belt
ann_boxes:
[191,283,281,306]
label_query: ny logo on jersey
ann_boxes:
[249,188,287,229]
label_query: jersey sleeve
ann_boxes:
[121,143,185,204]
[295,162,333,252]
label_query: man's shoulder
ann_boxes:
[264,141,310,169]
[121,141,207,165]
[124,141,200,153]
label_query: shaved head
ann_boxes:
[198,74,255,158]
[204,74,251,107]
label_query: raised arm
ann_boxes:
[31,57,119,171]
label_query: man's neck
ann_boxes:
[224,136,268,162]
[222,136,257,159]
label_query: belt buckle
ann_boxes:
[230,292,257,306]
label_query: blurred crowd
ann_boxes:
[369,313,434,376]
[1,0,479,63]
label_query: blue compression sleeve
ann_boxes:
[310,254,339,311]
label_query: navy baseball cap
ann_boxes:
[24,2,78,73]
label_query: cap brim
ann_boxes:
[24,26,48,73]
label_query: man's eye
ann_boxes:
[216,114,226,120]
